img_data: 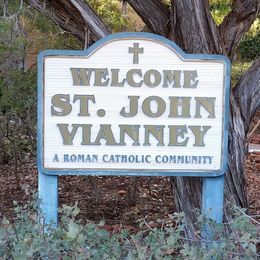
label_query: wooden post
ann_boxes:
[202,175,224,243]
[38,171,58,227]
[202,175,224,223]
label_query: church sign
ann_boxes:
[38,33,230,226]
[38,33,230,177]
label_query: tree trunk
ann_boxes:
[29,0,260,232]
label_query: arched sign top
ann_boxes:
[38,32,230,177]
[39,32,231,64]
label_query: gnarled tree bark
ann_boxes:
[125,0,170,37]
[170,0,221,54]
[219,0,260,60]
[28,0,110,45]
[29,0,260,233]
[225,58,260,209]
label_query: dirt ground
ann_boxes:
[0,150,259,230]
[0,161,175,229]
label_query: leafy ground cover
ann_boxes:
[1,199,259,259]
[0,159,259,259]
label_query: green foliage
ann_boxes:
[238,19,260,61]
[238,35,259,61]
[25,11,83,50]
[231,62,251,86]
[0,70,36,116]
[162,0,171,6]
[0,197,259,259]
[87,0,127,32]
[231,18,259,84]
[209,0,232,25]
[0,69,37,162]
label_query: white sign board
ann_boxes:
[38,33,230,176]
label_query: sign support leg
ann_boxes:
[202,175,224,223]
[38,171,58,227]
[201,175,224,245]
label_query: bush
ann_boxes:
[238,33,260,61]
[0,195,259,259]
[0,69,37,166]
[209,0,232,25]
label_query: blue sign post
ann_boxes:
[37,32,230,227]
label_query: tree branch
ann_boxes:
[28,0,110,45]
[233,57,260,134]
[219,0,260,60]
[125,0,170,37]
[171,0,221,54]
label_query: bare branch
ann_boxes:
[219,0,260,60]
[28,0,110,45]
[125,0,169,37]
[247,120,260,141]
[1,0,24,20]
[233,58,260,134]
